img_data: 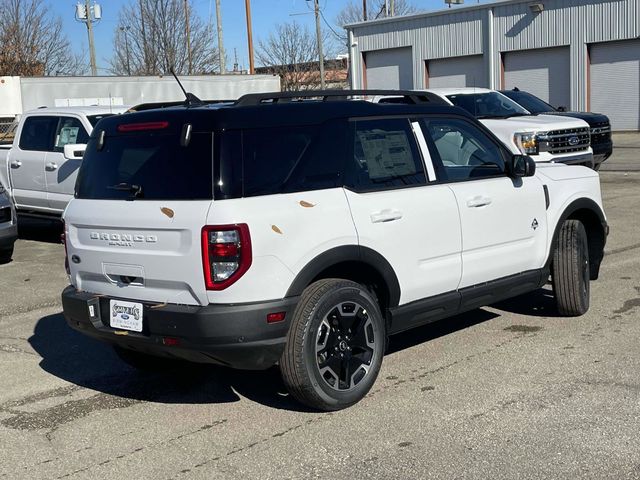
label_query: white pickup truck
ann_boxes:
[0,106,127,217]
[424,88,594,168]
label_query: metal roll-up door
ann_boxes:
[427,55,486,88]
[503,47,570,110]
[590,40,640,131]
[364,47,413,89]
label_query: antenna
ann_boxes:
[169,67,204,107]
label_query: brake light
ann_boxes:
[201,224,252,290]
[61,220,69,274]
[117,121,169,132]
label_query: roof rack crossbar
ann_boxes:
[235,89,445,107]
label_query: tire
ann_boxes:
[0,246,14,264]
[280,278,386,411]
[113,346,180,372]
[552,220,590,316]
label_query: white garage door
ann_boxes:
[503,47,570,110]
[365,47,413,89]
[590,40,640,131]
[427,55,486,88]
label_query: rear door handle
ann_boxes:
[45,162,58,171]
[370,209,403,223]
[466,196,492,208]
[10,160,21,168]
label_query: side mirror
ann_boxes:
[508,154,536,178]
[557,105,567,112]
[63,143,86,160]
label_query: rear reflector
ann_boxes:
[266,312,286,324]
[202,224,252,290]
[117,121,169,132]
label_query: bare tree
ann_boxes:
[336,0,418,26]
[256,21,334,91]
[0,0,85,76]
[110,0,220,76]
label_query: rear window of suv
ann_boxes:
[76,132,213,200]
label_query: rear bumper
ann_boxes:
[61,286,299,370]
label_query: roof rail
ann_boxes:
[235,89,446,107]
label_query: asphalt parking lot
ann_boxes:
[1,145,639,479]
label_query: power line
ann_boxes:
[319,8,344,41]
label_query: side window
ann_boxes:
[53,117,89,152]
[242,125,318,197]
[18,116,58,152]
[280,120,347,194]
[346,118,426,192]
[215,120,347,199]
[423,118,506,182]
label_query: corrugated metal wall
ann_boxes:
[350,10,485,90]
[348,0,640,113]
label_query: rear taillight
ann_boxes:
[61,220,70,274]
[201,224,252,290]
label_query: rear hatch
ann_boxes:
[64,116,214,306]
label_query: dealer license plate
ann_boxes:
[109,299,143,332]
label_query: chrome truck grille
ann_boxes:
[538,127,590,154]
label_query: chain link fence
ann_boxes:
[0,118,17,145]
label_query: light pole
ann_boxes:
[120,26,131,75]
[215,0,225,74]
[75,1,101,76]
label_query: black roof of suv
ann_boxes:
[99,90,467,135]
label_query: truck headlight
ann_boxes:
[514,132,538,155]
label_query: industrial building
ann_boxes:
[345,0,640,130]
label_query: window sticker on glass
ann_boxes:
[356,129,416,179]
[56,126,80,147]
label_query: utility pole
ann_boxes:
[184,0,193,74]
[75,1,101,76]
[390,0,395,16]
[120,26,131,75]
[363,0,367,21]
[215,0,225,73]
[244,0,254,74]
[313,0,325,89]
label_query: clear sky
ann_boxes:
[55,0,484,73]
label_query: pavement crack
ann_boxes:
[52,420,228,480]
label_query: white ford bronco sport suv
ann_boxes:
[61,90,607,411]
[398,88,594,168]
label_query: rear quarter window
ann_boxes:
[215,120,347,199]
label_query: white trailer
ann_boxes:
[0,74,281,121]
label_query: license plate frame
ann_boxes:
[109,299,144,332]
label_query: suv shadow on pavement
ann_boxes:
[28,291,558,411]
[492,287,558,318]
[28,312,308,411]
[17,216,63,244]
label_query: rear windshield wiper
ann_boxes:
[107,182,144,199]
